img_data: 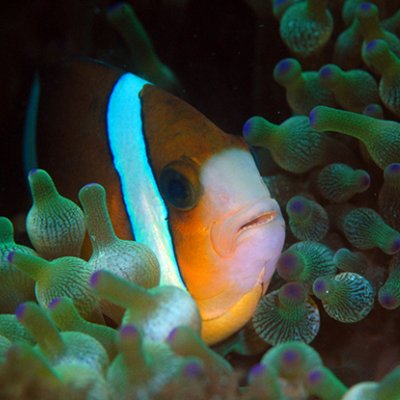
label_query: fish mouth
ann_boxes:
[210,197,280,258]
[237,210,277,233]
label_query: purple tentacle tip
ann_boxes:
[364,104,375,114]
[274,0,287,7]
[282,349,299,365]
[7,251,15,264]
[309,107,318,127]
[275,0,288,6]
[82,183,99,190]
[359,2,372,11]
[319,66,333,79]
[307,368,323,385]
[379,293,397,310]
[288,198,305,214]
[242,119,253,138]
[15,303,27,321]
[108,2,123,11]
[48,298,61,310]
[184,362,203,378]
[390,238,400,254]
[120,325,139,338]
[314,278,327,294]
[360,174,371,188]
[366,40,379,52]
[276,59,292,74]
[389,163,400,174]
[282,282,304,301]
[280,253,297,270]
[166,327,179,343]
[81,183,102,197]
[248,363,266,378]
[28,169,39,178]
[90,271,102,288]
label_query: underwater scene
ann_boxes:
[1,0,400,398]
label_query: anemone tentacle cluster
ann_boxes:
[242,0,400,395]
[2,0,400,398]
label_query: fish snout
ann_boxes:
[211,198,284,258]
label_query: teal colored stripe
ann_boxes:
[23,72,40,176]
[106,73,185,289]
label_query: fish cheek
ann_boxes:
[167,202,219,296]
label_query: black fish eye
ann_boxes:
[159,161,201,210]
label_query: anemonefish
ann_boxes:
[25,58,285,345]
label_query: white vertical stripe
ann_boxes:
[106,73,185,289]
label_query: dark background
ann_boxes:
[0,0,288,218]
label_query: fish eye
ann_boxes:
[159,160,202,210]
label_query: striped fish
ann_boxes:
[26,59,285,344]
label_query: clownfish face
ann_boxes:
[161,148,285,344]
